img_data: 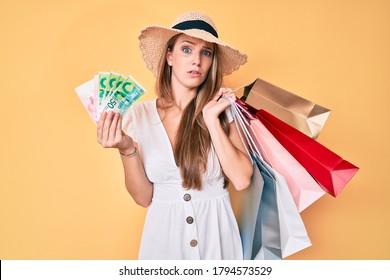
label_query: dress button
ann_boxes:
[183,193,191,202]
[190,239,198,247]
[186,216,194,224]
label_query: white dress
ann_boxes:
[123,99,243,260]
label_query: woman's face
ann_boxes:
[166,34,214,91]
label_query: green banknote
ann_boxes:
[76,71,146,124]
[98,71,110,113]
[100,74,146,115]
[105,72,121,99]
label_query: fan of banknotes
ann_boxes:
[75,71,146,123]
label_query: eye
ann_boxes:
[182,47,191,53]
[202,50,213,57]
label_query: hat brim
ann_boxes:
[138,25,247,77]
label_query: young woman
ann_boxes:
[97,11,253,259]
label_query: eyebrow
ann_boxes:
[179,40,213,51]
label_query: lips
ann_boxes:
[188,70,202,76]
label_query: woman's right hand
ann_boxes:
[97,111,134,153]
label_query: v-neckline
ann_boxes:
[153,99,179,167]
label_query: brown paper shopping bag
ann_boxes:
[240,78,331,139]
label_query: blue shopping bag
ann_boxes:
[240,153,312,260]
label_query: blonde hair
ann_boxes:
[155,35,230,190]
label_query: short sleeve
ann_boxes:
[122,106,137,142]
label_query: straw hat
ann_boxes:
[138,11,247,76]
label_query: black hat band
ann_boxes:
[172,20,218,38]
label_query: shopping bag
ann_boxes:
[236,100,326,212]
[257,109,359,197]
[237,153,312,260]
[251,156,312,259]
[250,154,280,260]
[239,78,331,139]
[227,98,311,259]
[239,155,264,260]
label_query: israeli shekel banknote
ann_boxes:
[75,71,146,123]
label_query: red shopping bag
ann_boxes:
[256,109,359,197]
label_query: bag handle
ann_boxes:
[225,96,279,181]
[236,100,277,166]
[222,96,263,162]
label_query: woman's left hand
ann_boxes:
[202,87,236,127]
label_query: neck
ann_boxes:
[169,82,197,111]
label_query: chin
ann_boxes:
[185,82,203,90]
[189,78,207,88]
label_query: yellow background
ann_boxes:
[0,0,389,259]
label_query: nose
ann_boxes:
[192,52,201,66]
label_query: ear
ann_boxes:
[166,50,173,66]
